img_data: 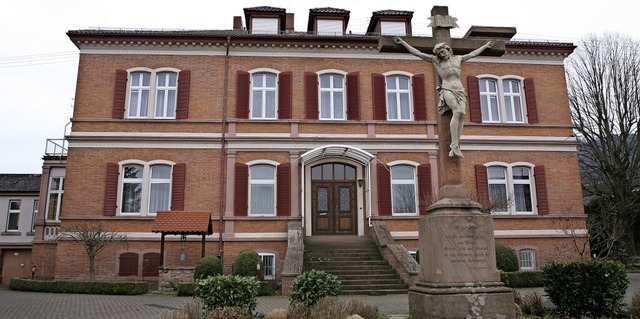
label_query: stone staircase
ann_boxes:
[303,236,408,295]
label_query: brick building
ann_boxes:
[32,5,586,288]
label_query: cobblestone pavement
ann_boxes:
[0,274,638,319]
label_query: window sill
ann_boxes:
[1,231,22,236]
[26,232,35,236]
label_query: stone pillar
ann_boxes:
[408,198,515,319]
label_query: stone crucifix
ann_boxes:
[381,6,504,198]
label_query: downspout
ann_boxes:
[218,35,232,263]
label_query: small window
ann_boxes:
[251,73,278,119]
[46,176,64,221]
[120,162,173,216]
[381,21,407,36]
[6,200,21,231]
[486,164,535,215]
[479,77,526,123]
[319,74,345,120]
[317,19,343,35]
[127,69,179,119]
[252,18,278,34]
[249,164,276,215]
[31,200,39,232]
[259,253,276,280]
[408,250,419,264]
[519,249,536,270]
[386,75,412,120]
[391,165,417,215]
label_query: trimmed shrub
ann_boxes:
[195,275,259,313]
[232,250,262,279]
[495,243,519,272]
[9,277,148,295]
[176,282,196,296]
[500,271,543,288]
[290,270,340,308]
[193,255,222,280]
[543,259,628,318]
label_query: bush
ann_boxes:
[9,277,148,295]
[500,271,543,288]
[495,243,519,272]
[232,250,262,279]
[519,292,545,317]
[195,275,259,314]
[543,259,628,318]
[193,255,222,280]
[176,282,196,296]
[290,270,340,308]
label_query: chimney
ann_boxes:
[233,16,242,31]
[286,13,294,33]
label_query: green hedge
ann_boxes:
[9,277,148,295]
[500,271,543,288]
[196,275,259,313]
[495,243,519,272]
[176,282,197,296]
[543,260,628,318]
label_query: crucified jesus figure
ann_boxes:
[394,37,494,158]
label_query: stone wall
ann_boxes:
[158,267,194,291]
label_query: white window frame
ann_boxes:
[154,72,178,119]
[46,176,64,221]
[31,200,39,232]
[252,17,279,34]
[247,160,279,216]
[126,67,180,120]
[519,248,536,271]
[259,253,276,280]
[478,75,527,124]
[318,71,347,120]
[118,160,174,216]
[390,163,418,215]
[317,19,343,35]
[485,162,537,215]
[381,21,407,36]
[250,70,279,120]
[408,250,419,263]
[384,72,413,121]
[6,200,21,231]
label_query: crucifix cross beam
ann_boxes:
[378,5,513,199]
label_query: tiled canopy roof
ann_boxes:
[152,211,213,235]
[310,7,350,14]
[243,6,286,13]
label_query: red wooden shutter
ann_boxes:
[372,74,387,120]
[467,76,482,123]
[171,163,186,211]
[278,71,292,119]
[377,163,391,216]
[118,252,139,276]
[234,163,249,216]
[413,74,427,121]
[276,163,291,216]
[534,165,549,215]
[113,70,127,119]
[346,72,360,120]
[104,163,119,216]
[236,71,250,119]
[524,78,539,124]
[305,72,318,120]
[176,70,191,119]
[417,164,432,215]
[142,252,161,277]
[475,164,489,205]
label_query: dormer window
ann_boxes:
[381,21,407,36]
[317,19,343,35]
[252,17,279,34]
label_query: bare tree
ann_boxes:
[62,223,126,281]
[567,32,640,257]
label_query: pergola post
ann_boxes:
[160,233,166,267]
[201,233,206,258]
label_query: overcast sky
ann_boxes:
[1,0,639,174]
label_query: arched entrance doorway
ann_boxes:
[311,163,357,235]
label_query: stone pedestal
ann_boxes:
[408,198,515,319]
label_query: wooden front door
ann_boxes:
[311,163,357,235]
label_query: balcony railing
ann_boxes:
[45,139,67,157]
[43,225,60,241]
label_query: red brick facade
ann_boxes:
[31,5,586,285]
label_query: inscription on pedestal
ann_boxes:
[444,224,492,271]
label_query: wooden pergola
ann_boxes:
[151,211,213,267]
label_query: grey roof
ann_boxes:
[310,7,350,14]
[0,174,41,193]
[372,10,414,16]
[244,6,286,13]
